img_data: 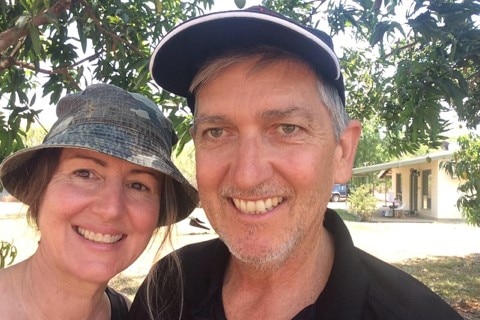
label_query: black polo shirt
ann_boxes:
[129,209,462,320]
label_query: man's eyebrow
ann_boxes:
[193,115,227,126]
[261,107,314,121]
[193,108,314,126]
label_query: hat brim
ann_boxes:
[150,10,344,111]
[0,124,198,225]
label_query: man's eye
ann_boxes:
[74,169,92,178]
[279,124,298,134]
[208,128,223,138]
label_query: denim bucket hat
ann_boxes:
[0,83,198,225]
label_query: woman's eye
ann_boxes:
[129,182,148,191]
[74,169,92,178]
[279,124,298,134]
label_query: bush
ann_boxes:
[335,209,358,221]
[348,185,378,221]
[0,241,17,268]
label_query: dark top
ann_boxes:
[106,286,129,320]
[129,209,462,320]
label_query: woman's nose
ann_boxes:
[90,179,125,220]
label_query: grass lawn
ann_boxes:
[394,254,480,319]
[335,208,359,221]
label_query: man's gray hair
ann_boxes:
[189,46,349,141]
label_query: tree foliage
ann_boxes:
[442,134,480,226]
[329,0,480,155]
[1,0,479,175]
[0,240,17,268]
[0,0,215,163]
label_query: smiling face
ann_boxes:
[192,57,360,268]
[36,148,161,284]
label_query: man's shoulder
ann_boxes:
[357,249,462,320]
[175,237,228,274]
[176,237,224,259]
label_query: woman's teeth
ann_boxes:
[76,227,123,244]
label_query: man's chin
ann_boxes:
[221,236,295,272]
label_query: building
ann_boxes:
[352,150,463,220]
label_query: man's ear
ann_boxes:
[189,126,196,140]
[333,120,362,183]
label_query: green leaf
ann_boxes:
[234,0,246,9]
[28,24,42,55]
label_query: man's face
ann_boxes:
[192,57,359,268]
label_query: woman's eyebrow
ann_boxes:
[130,168,162,180]
[65,153,108,167]
[68,153,162,180]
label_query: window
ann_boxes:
[422,170,432,209]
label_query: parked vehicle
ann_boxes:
[330,184,348,202]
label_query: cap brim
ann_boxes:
[150,10,342,106]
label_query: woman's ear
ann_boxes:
[333,120,362,183]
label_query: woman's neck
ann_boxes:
[3,256,111,320]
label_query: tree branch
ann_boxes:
[77,0,144,57]
[0,0,71,54]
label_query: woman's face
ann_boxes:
[36,148,162,284]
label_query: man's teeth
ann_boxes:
[77,227,123,244]
[232,197,283,214]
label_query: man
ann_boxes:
[129,6,462,320]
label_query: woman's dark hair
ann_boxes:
[10,148,62,228]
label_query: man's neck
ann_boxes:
[222,226,335,320]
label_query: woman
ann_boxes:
[0,84,198,319]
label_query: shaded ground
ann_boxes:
[394,254,480,319]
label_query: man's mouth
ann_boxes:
[76,227,124,244]
[232,197,284,214]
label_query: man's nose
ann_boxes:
[230,135,274,189]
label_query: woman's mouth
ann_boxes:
[76,226,124,244]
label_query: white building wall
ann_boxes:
[436,165,463,219]
[391,160,463,220]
